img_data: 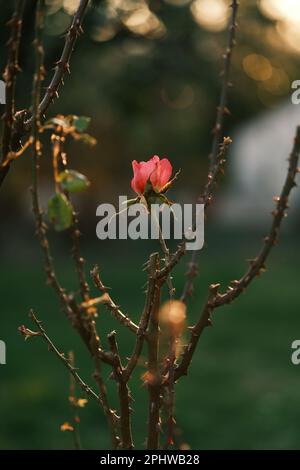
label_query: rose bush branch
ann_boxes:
[91,265,139,334]
[175,126,300,381]
[108,330,134,450]
[181,137,232,304]
[68,351,83,450]
[209,0,239,167]
[124,252,159,381]
[0,0,25,186]
[28,0,90,127]
[146,256,162,450]
[181,0,239,304]
[0,0,90,188]
[19,310,105,407]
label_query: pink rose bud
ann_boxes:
[131,155,172,195]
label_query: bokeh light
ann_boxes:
[243,54,273,82]
[190,0,230,32]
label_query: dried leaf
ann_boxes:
[60,422,74,432]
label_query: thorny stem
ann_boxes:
[164,332,176,449]
[0,0,25,185]
[124,253,159,381]
[146,255,162,450]
[175,126,300,381]
[30,6,112,369]
[71,210,91,302]
[153,213,177,448]
[181,0,238,305]
[181,0,239,305]
[0,0,89,188]
[210,0,238,167]
[181,137,232,304]
[93,355,120,449]
[91,266,139,334]
[156,243,186,283]
[29,9,117,446]
[108,331,134,450]
[30,2,77,327]
[22,310,105,407]
[51,129,91,303]
[68,351,82,450]
[26,0,90,128]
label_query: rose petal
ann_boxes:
[131,159,156,194]
[150,157,172,192]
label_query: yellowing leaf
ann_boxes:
[77,398,88,408]
[60,422,74,432]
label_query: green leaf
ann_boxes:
[73,116,91,133]
[57,170,90,193]
[47,193,73,231]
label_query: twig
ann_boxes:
[0,0,25,185]
[175,283,218,381]
[180,0,239,305]
[146,256,162,450]
[0,0,90,188]
[124,253,159,381]
[93,355,121,449]
[91,265,139,334]
[180,0,239,304]
[175,126,300,381]
[26,0,90,128]
[209,0,238,167]
[29,8,112,369]
[22,310,105,407]
[108,331,134,450]
[156,243,186,283]
[30,0,75,325]
[181,137,232,304]
[155,218,177,449]
[51,128,91,303]
[71,210,90,302]
[68,351,83,450]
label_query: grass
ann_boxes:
[0,234,299,449]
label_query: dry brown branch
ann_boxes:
[181,137,232,304]
[20,311,105,407]
[29,5,113,369]
[0,0,90,188]
[146,255,162,449]
[180,0,239,304]
[124,253,159,381]
[68,351,83,450]
[27,0,90,128]
[209,0,238,167]
[91,265,139,334]
[0,0,25,185]
[108,331,134,450]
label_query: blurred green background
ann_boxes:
[0,0,300,450]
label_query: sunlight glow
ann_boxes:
[259,0,300,53]
[259,0,300,23]
[63,0,80,15]
[190,0,229,32]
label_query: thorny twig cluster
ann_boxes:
[1,0,299,450]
